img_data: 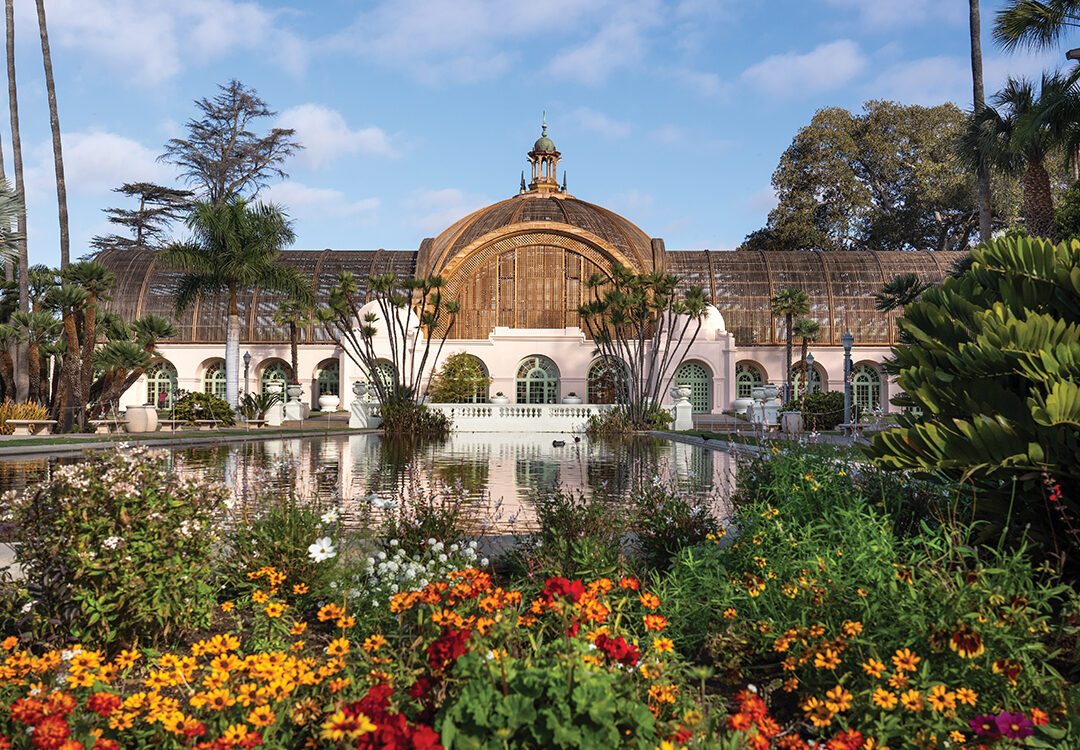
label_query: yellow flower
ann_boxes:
[813,648,841,670]
[336,616,356,628]
[647,684,677,704]
[289,621,307,636]
[955,687,978,706]
[899,689,923,712]
[949,731,966,743]
[264,602,286,618]
[891,648,920,672]
[722,608,737,619]
[292,583,309,595]
[252,590,269,604]
[652,638,675,653]
[362,635,388,653]
[247,705,275,728]
[801,696,834,728]
[221,602,235,612]
[841,620,863,637]
[222,724,249,744]
[861,658,885,678]
[824,685,852,712]
[926,684,956,712]
[872,688,897,710]
[320,710,376,741]
[326,638,350,657]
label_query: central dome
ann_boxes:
[423,194,655,276]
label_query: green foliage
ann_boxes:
[378,399,450,438]
[0,400,50,434]
[743,101,1024,252]
[428,352,491,403]
[6,447,225,649]
[171,390,236,426]
[1056,179,1080,244]
[780,391,850,431]
[867,235,1080,554]
[585,404,671,436]
[631,481,719,571]
[377,468,470,556]
[236,390,282,420]
[441,641,658,749]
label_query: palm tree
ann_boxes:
[792,316,821,397]
[62,261,115,400]
[45,284,87,431]
[10,308,58,403]
[0,322,16,398]
[159,196,312,408]
[971,0,993,242]
[91,314,177,408]
[34,0,68,269]
[274,296,311,387]
[994,0,1080,51]
[770,287,809,402]
[5,0,28,401]
[960,74,1064,241]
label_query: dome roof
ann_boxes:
[533,135,556,152]
[423,194,655,275]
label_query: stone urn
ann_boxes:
[673,384,693,403]
[733,397,755,415]
[490,394,510,405]
[763,384,781,401]
[318,394,340,411]
[124,405,159,433]
[286,383,303,402]
[562,394,582,404]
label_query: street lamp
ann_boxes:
[805,352,814,395]
[243,351,252,395]
[842,330,854,424]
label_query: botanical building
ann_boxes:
[96,127,964,416]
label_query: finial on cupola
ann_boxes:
[520,171,527,194]
[561,172,567,193]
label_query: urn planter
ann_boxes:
[124,405,159,433]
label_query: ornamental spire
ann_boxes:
[526,115,560,194]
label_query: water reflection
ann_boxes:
[0,434,733,533]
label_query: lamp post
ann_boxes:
[243,351,252,396]
[805,352,814,395]
[842,330,853,424]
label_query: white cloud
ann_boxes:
[263,181,380,219]
[407,188,490,234]
[569,107,630,138]
[547,7,657,85]
[26,131,174,197]
[741,39,868,98]
[607,189,655,220]
[35,0,306,85]
[823,0,964,30]
[652,125,687,145]
[671,68,729,98]
[277,104,398,169]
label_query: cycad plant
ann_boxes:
[867,234,1080,558]
[792,316,821,396]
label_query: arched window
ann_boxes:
[516,355,559,404]
[260,361,291,394]
[146,361,177,409]
[317,360,340,397]
[586,357,628,404]
[853,363,882,413]
[674,361,711,413]
[790,364,823,398]
[735,362,765,399]
[203,362,226,398]
[371,360,397,394]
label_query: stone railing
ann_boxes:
[426,403,614,433]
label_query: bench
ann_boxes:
[245,419,266,429]
[157,419,185,432]
[89,419,122,434]
[194,420,219,431]
[6,419,56,436]
[838,422,867,438]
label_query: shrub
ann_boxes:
[378,399,450,438]
[6,447,226,649]
[170,389,236,426]
[631,480,720,571]
[585,404,672,436]
[427,351,491,403]
[779,390,850,431]
[375,469,470,556]
[236,390,282,420]
[0,400,50,435]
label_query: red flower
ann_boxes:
[543,577,585,603]
[427,627,471,672]
[92,742,119,750]
[727,713,752,731]
[618,576,640,590]
[86,693,122,718]
[9,697,45,725]
[31,715,71,750]
[593,634,640,666]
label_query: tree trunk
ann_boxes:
[26,339,38,402]
[289,321,298,383]
[226,288,240,408]
[784,312,793,402]
[1023,160,1057,242]
[35,0,67,269]
[970,0,993,244]
[59,310,82,431]
[0,349,12,398]
[37,350,48,403]
[79,292,96,397]
[6,0,28,400]
[800,337,809,395]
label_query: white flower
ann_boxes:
[427,538,436,546]
[389,539,399,546]
[320,509,339,525]
[102,536,122,550]
[307,537,337,563]
[480,558,489,567]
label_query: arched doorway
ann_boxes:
[516,355,559,404]
[853,363,882,413]
[317,359,340,398]
[734,362,765,400]
[260,360,291,394]
[146,361,177,409]
[203,361,226,399]
[674,361,711,413]
[586,357,628,404]
[790,363,824,399]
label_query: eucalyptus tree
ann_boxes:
[770,288,809,402]
[578,264,709,428]
[160,196,311,408]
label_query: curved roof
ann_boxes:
[95,247,416,344]
[419,194,656,276]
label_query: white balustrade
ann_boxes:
[425,402,614,433]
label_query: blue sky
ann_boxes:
[2,0,1067,268]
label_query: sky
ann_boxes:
[0,0,1069,268]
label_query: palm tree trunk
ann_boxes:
[799,336,809,396]
[784,312,793,402]
[26,339,38,401]
[59,310,82,431]
[79,292,96,397]
[289,321,298,383]
[6,0,28,400]
[1023,160,1057,242]
[34,0,67,268]
[225,287,240,408]
[0,349,13,397]
[970,0,992,244]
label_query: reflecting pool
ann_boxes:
[0,433,733,532]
